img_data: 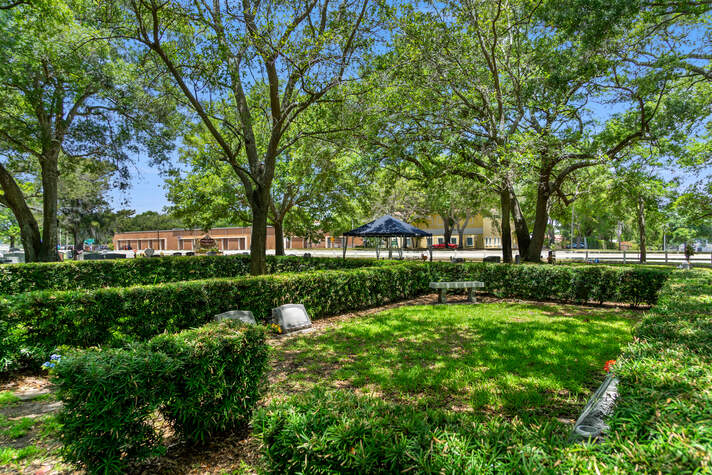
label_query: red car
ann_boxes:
[431,243,457,249]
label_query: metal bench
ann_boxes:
[429,281,485,304]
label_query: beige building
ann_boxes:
[414,214,515,249]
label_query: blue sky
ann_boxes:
[108,158,170,213]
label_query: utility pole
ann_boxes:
[663,226,666,251]
[570,204,575,249]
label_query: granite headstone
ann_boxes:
[272,304,312,333]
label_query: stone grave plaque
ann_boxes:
[272,304,312,333]
[214,310,256,325]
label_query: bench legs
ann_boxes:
[436,288,478,304]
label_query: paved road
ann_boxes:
[103,248,712,264]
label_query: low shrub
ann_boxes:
[2,263,430,369]
[563,268,712,472]
[54,347,178,473]
[147,323,270,443]
[0,254,384,295]
[1,263,668,371]
[430,262,668,305]
[54,320,268,473]
[254,388,566,474]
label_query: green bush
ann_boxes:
[146,323,270,443]
[430,262,668,305]
[555,268,712,472]
[0,254,384,295]
[1,263,668,371]
[2,263,430,370]
[254,388,565,474]
[54,320,268,474]
[54,346,179,473]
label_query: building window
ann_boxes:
[450,237,457,244]
[467,237,473,247]
[438,237,444,244]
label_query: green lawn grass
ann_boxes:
[0,390,20,406]
[258,302,642,473]
[271,302,638,419]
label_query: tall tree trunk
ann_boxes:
[499,189,513,263]
[9,235,15,248]
[637,196,647,263]
[509,189,531,256]
[39,152,60,261]
[525,191,550,262]
[547,219,556,247]
[455,215,470,249]
[249,189,269,275]
[440,213,453,246]
[72,225,81,252]
[0,162,42,261]
[274,218,285,256]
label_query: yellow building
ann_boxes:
[414,214,514,249]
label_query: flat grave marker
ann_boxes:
[214,310,257,325]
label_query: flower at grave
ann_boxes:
[42,354,62,370]
[603,360,616,372]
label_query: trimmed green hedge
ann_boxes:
[54,321,269,474]
[1,262,668,371]
[430,262,669,306]
[0,254,384,295]
[559,268,712,472]
[1,263,431,369]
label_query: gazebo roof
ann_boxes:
[343,215,432,237]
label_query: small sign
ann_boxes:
[84,239,95,244]
[199,235,216,248]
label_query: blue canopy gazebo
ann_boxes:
[342,215,432,259]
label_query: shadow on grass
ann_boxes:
[271,302,637,419]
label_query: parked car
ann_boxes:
[432,243,457,249]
